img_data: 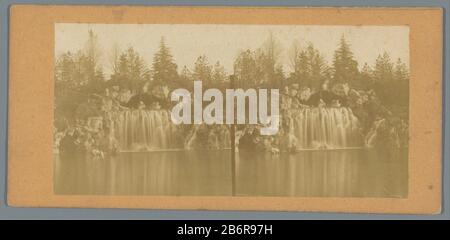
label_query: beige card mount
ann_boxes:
[7,5,443,214]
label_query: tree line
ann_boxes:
[55,30,409,109]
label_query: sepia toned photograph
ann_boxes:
[53,23,410,198]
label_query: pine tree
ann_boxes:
[152,37,178,83]
[259,33,283,87]
[109,47,150,93]
[89,68,105,93]
[212,61,227,84]
[55,52,79,99]
[274,65,285,87]
[179,65,192,82]
[84,30,101,68]
[394,58,409,82]
[67,30,105,94]
[116,53,129,79]
[307,44,329,89]
[355,62,373,90]
[288,39,301,72]
[55,52,76,83]
[109,43,121,75]
[83,30,101,83]
[233,49,258,88]
[291,50,310,85]
[373,52,394,82]
[289,43,330,89]
[193,55,212,84]
[372,52,398,106]
[127,47,148,91]
[393,58,409,106]
[332,35,359,85]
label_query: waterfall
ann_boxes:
[113,109,232,152]
[288,107,362,150]
[113,107,361,152]
[113,110,181,151]
[364,118,386,148]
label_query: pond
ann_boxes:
[54,148,407,198]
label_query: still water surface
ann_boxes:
[54,148,407,197]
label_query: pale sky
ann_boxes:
[55,23,409,76]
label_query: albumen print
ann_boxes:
[54,24,410,198]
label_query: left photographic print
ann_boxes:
[54,24,236,195]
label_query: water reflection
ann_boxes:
[55,148,407,198]
[236,148,407,197]
[55,150,232,196]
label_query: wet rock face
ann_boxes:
[56,81,408,154]
[306,90,345,107]
[252,82,409,153]
[236,106,363,153]
[365,117,409,149]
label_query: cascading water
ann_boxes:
[364,118,385,148]
[287,107,362,150]
[113,109,232,151]
[113,107,361,152]
[113,109,181,151]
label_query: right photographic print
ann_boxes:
[232,25,409,198]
